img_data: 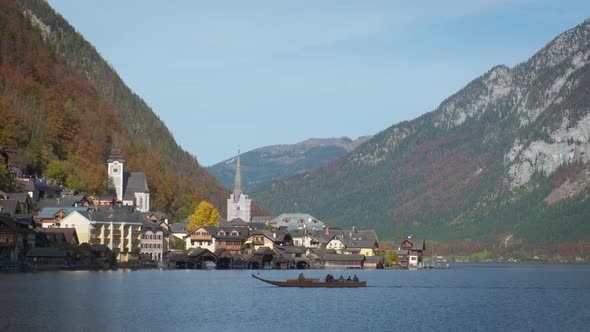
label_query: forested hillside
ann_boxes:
[208,137,371,192]
[0,0,234,219]
[253,19,590,245]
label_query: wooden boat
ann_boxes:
[252,274,366,288]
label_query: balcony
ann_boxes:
[190,235,212,241]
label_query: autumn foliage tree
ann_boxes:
[0,0,236,222]
[187,201,220,231]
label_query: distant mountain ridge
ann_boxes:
[252,19,590,244]
[208,136,371,192]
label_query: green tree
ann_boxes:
[384,251,400,266]
[187,201,220,230]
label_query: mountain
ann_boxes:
[208,136,371,193]
[253,19,590,245]
[0,0,232,219]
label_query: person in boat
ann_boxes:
[339,275,344,281]
[353,274,359,282]
[298,273,305,281]
[347,276,351,281]
[325,274,332,282]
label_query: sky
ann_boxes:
[47,1,590,166]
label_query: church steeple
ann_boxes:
[227,148,251,222]
[233,149,242,203]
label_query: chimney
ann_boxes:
[324,226,329,235]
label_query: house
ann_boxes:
[247,247,275,269]
[323,254,365,269]
[364,255,384,269]
[58,208,144,262]
[184,226,215,252]
[88,195,114,207]
[140,221,169,261]
[279,246,308,269]
[0,190,35,215]
[35,228,79,247]
[326,235,346,254]
[230,254,249,269]
[187,247,217,269]
[214,249,235,269]
[289,229,306,247]
[344,239,379,257]
[169,219,189,241]
[16,178,36,200]
[243,230,293,254]
[164,250,189,269]
[0,213,35,264]
[320,227,379,256]
[222,218,265,231]
[34,206,89,228]
[185,226,248,255]
[212,226,248,255]
[396,238,426,267]
[0,199,22,215]
[144,212,169,230]
[26,247,74,270]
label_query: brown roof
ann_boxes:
[37,228,79,244]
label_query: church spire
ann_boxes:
[233,149,242,203]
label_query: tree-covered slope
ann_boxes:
[0,0,231,219]
[253,19,590,244]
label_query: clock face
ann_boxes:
[113,161,119,166]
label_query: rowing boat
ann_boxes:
[251,274,366,288]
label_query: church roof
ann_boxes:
[123,172,150,199]
[107,146,125,163]
[233,150,242,203]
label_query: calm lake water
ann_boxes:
[1,263,589,331]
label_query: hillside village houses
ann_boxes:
[0,146,419,271]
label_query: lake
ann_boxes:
[1,263,589,331]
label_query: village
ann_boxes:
[0,147,426,272]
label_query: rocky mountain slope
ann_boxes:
[253,19,590,244]
[208,136,371,193]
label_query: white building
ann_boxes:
[227,150,251,222]
[107,147,150,212]
[59,209,143,262]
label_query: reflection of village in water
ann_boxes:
[0,148,425,272]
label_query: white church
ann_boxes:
[107,147,150,212]
[227,150,251,222]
